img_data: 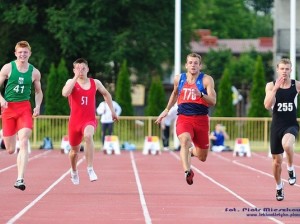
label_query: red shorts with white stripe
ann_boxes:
[176,114,210,149]
[1,101,33,136]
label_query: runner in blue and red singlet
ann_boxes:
[156,53,216,185]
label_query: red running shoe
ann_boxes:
[185,169,194,185]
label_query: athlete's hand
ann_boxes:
[155,110,168,124]
[0,98,8,108]
[111,112,119,122]
[274,76,285,91]
[32,106,40,117]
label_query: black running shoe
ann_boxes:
[185,170,194,185]
[288,170,296,185]
[14,179,26,191]
[276,184,284,201]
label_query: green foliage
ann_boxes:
[213,68,235,117]
[195,0,273,38]
[0,1,274,116]
[248,56,269,117]
[145,76,166,116]
[228,53,256,89]
[245,0,274,14]
[115,60,134,116]
[44,59,69,115]
[202,48,233,89]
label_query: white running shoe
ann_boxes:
[276,182,284,201]
[71,170,79,185]
[87,168,98,182]
[288,170,296,185]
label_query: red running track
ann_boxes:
[0,149,300,224]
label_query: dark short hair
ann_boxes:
[73,58,88,67]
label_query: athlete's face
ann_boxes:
[277,63,291,81]
[73,63,89,77]
[186,56,202,75]
[15,47,31,62]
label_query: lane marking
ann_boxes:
[170,151,283,224]
[0,151,51,173]
[130,151,152,224]
[6,156,85,224]
[214,153,300,188]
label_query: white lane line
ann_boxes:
[252,151,300,169]
[0,151,51,173]
[130,151,152,224]
[6,157,85,224]
[214,153,300,188]
[170,151,283,224]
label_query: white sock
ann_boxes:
[87,166,93,171]
[71,170,78,175]
[276,181,283,190]
[287,165,294,172]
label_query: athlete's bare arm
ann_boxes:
[202,75,216,106]
[155,74,180,124]
[32,68,43,117]
[0,63,11,108]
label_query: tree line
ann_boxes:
[0,0,274,117]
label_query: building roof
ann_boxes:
[190,38,273,54]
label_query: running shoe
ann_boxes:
[276,183,284,201]
[14,179,26,191]
[71,170,79,185]
[185,169,194,185]
[87,168,98,182]
[288,170,296,185]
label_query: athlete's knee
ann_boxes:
[273,157,282,168]
[6,148,15,154]
[83,134,93,143]
[197,150,208,162]
[282,140,291,149]
[198,155,207,162]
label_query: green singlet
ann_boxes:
[4,61,33,102]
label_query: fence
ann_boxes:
[2,116,300,151]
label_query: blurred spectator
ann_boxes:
[209,124,232,152]
[161,104,178,151]
[96,100,122,145]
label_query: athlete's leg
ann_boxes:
[193,147,208,162]
[3,135,17,154]
[272,154,283,185]
[282,133,295,167]
[2,116,17,154]
[69,145,81,171]
[16,128,31,179]
[178,132,193,172]
[83,125,95,168]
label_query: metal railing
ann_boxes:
[3,116,300,151]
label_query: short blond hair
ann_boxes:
[277,58,291,68]
[15,41,31,51]
[186,53,202,64]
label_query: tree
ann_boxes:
[145,76,166,116]
[245,0,274,15]
[115,60,134,116]
[248,56,269,117]
[44,59,69,115]
[194,0,273,38]
[228,53,256,89]
[212,68,235,117]
[203,48,233,90]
